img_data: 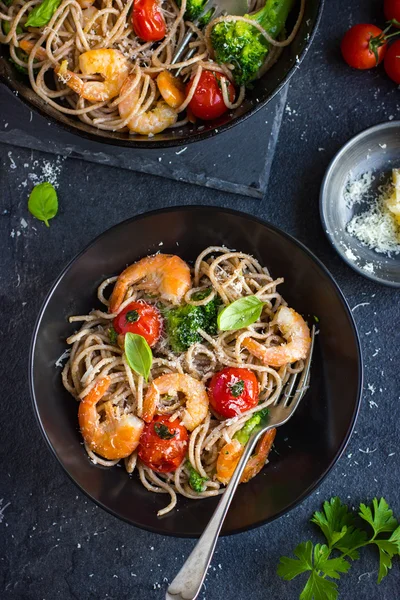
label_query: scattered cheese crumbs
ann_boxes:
[77,543,81,548]
[344,171,374,208]
[8,151,17,170]
[347,173,400,255]
[344,247,358,261]
[55,349,70,367]
[175,147,187,155]
[369,400,378,408]
[379,143,387,149]
[367,384,376,395]
[362,262,375,274]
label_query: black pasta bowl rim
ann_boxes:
[319,120,400,289]
[0,0,324,149]
[29,205,363,537]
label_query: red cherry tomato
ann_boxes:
[113,301,162,347]
[384,39,400,83]
[208,367,259,419]
[132,0,166,42]
[187,71,235,121]
[138,415,189,473]
[341,24,387,69]
[385,0,400,24]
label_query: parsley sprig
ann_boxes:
[277,497,400,599]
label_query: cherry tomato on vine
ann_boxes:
[187,71,235,121]
[138,415,189,472]
[208,367,259,419]
[385,0,400,24]
[132,0,166,42]
[113,301,162,347]
[341,24,387,69]
[384,39,400,83]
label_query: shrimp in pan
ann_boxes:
[216,428,276,485]
[243,306,311,367]
[78,376,144,460]
[142,373,209,431]
[56,49,130,103]
[118,74,178,135]
[109,253,191,313]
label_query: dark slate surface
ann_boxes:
[1,1,400,599]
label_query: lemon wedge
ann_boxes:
[386,168,400,226]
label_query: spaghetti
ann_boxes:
[61,246,311,516]
[0,0,305,135]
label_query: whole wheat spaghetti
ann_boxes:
[61,246,311,516]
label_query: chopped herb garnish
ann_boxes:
[230,379,245,397]
[126,309,139,323]
[108,326,118,344]
[154,423,176,440]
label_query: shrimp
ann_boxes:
[19,39,47,62]
[118,74,178,135]
[242,306,311,367]
[142,373,209,431]
[216,428,276,485]
[156,71,186,109]
[109,253,191,313]
[78,376,144,460]
[55,49,130,103]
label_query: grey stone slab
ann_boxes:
[0,84,288,199]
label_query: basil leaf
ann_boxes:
[27,181,58,227]
[217,296,264,331]
[25,0,61,28]
[154,423,176,440]
[124,332,152,381]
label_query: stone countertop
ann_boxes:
[1,0,400,599]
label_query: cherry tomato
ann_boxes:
[384,39,400,83]
[132,0,166,42]
[385,0,400,24]
[138,415,189,473]
[113,301,162,347]
[187,71,235,121]
[208,367,259,419]
[341,24,387,69]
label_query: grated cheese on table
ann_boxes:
[346,182,400,256]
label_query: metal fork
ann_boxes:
[171,0,250,71]
[166,325,315,600]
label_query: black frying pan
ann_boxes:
[0,0,323,148]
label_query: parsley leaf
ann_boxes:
[154,423,175,440]
[277,541,313,580]
[313,544,351,579]
[359,498,398,536]
[300,571,338,600]
[230,379,244,397]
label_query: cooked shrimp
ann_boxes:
[109,253,191,313]
[19,39,47,62]
[119,74,178,135]
[55,49,130,102]
[216,428,276,485]
[78,376,144,460]
[156,71,186,109]
[242,306,311,367]
[142,373,209,431]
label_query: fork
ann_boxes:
[166,325,315,600]
[171,0,250,69]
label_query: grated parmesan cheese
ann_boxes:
[344,171,375,209]
[346,182,400,256]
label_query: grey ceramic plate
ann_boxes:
[320,122,400,288]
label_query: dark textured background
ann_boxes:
[1,0,400,598]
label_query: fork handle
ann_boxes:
[166,428,265,600]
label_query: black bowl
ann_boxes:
[0,0,323,148]
[29,206,362,537]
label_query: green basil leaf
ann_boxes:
[217,296,264,331]
[124,332,152,381]
[25,0,61,28]
[27,181,58,227]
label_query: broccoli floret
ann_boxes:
[210,0,295,85]
[234,408,269,446]
[186,460,207,492]
[176,0,209,22]
[164,292,221,352]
